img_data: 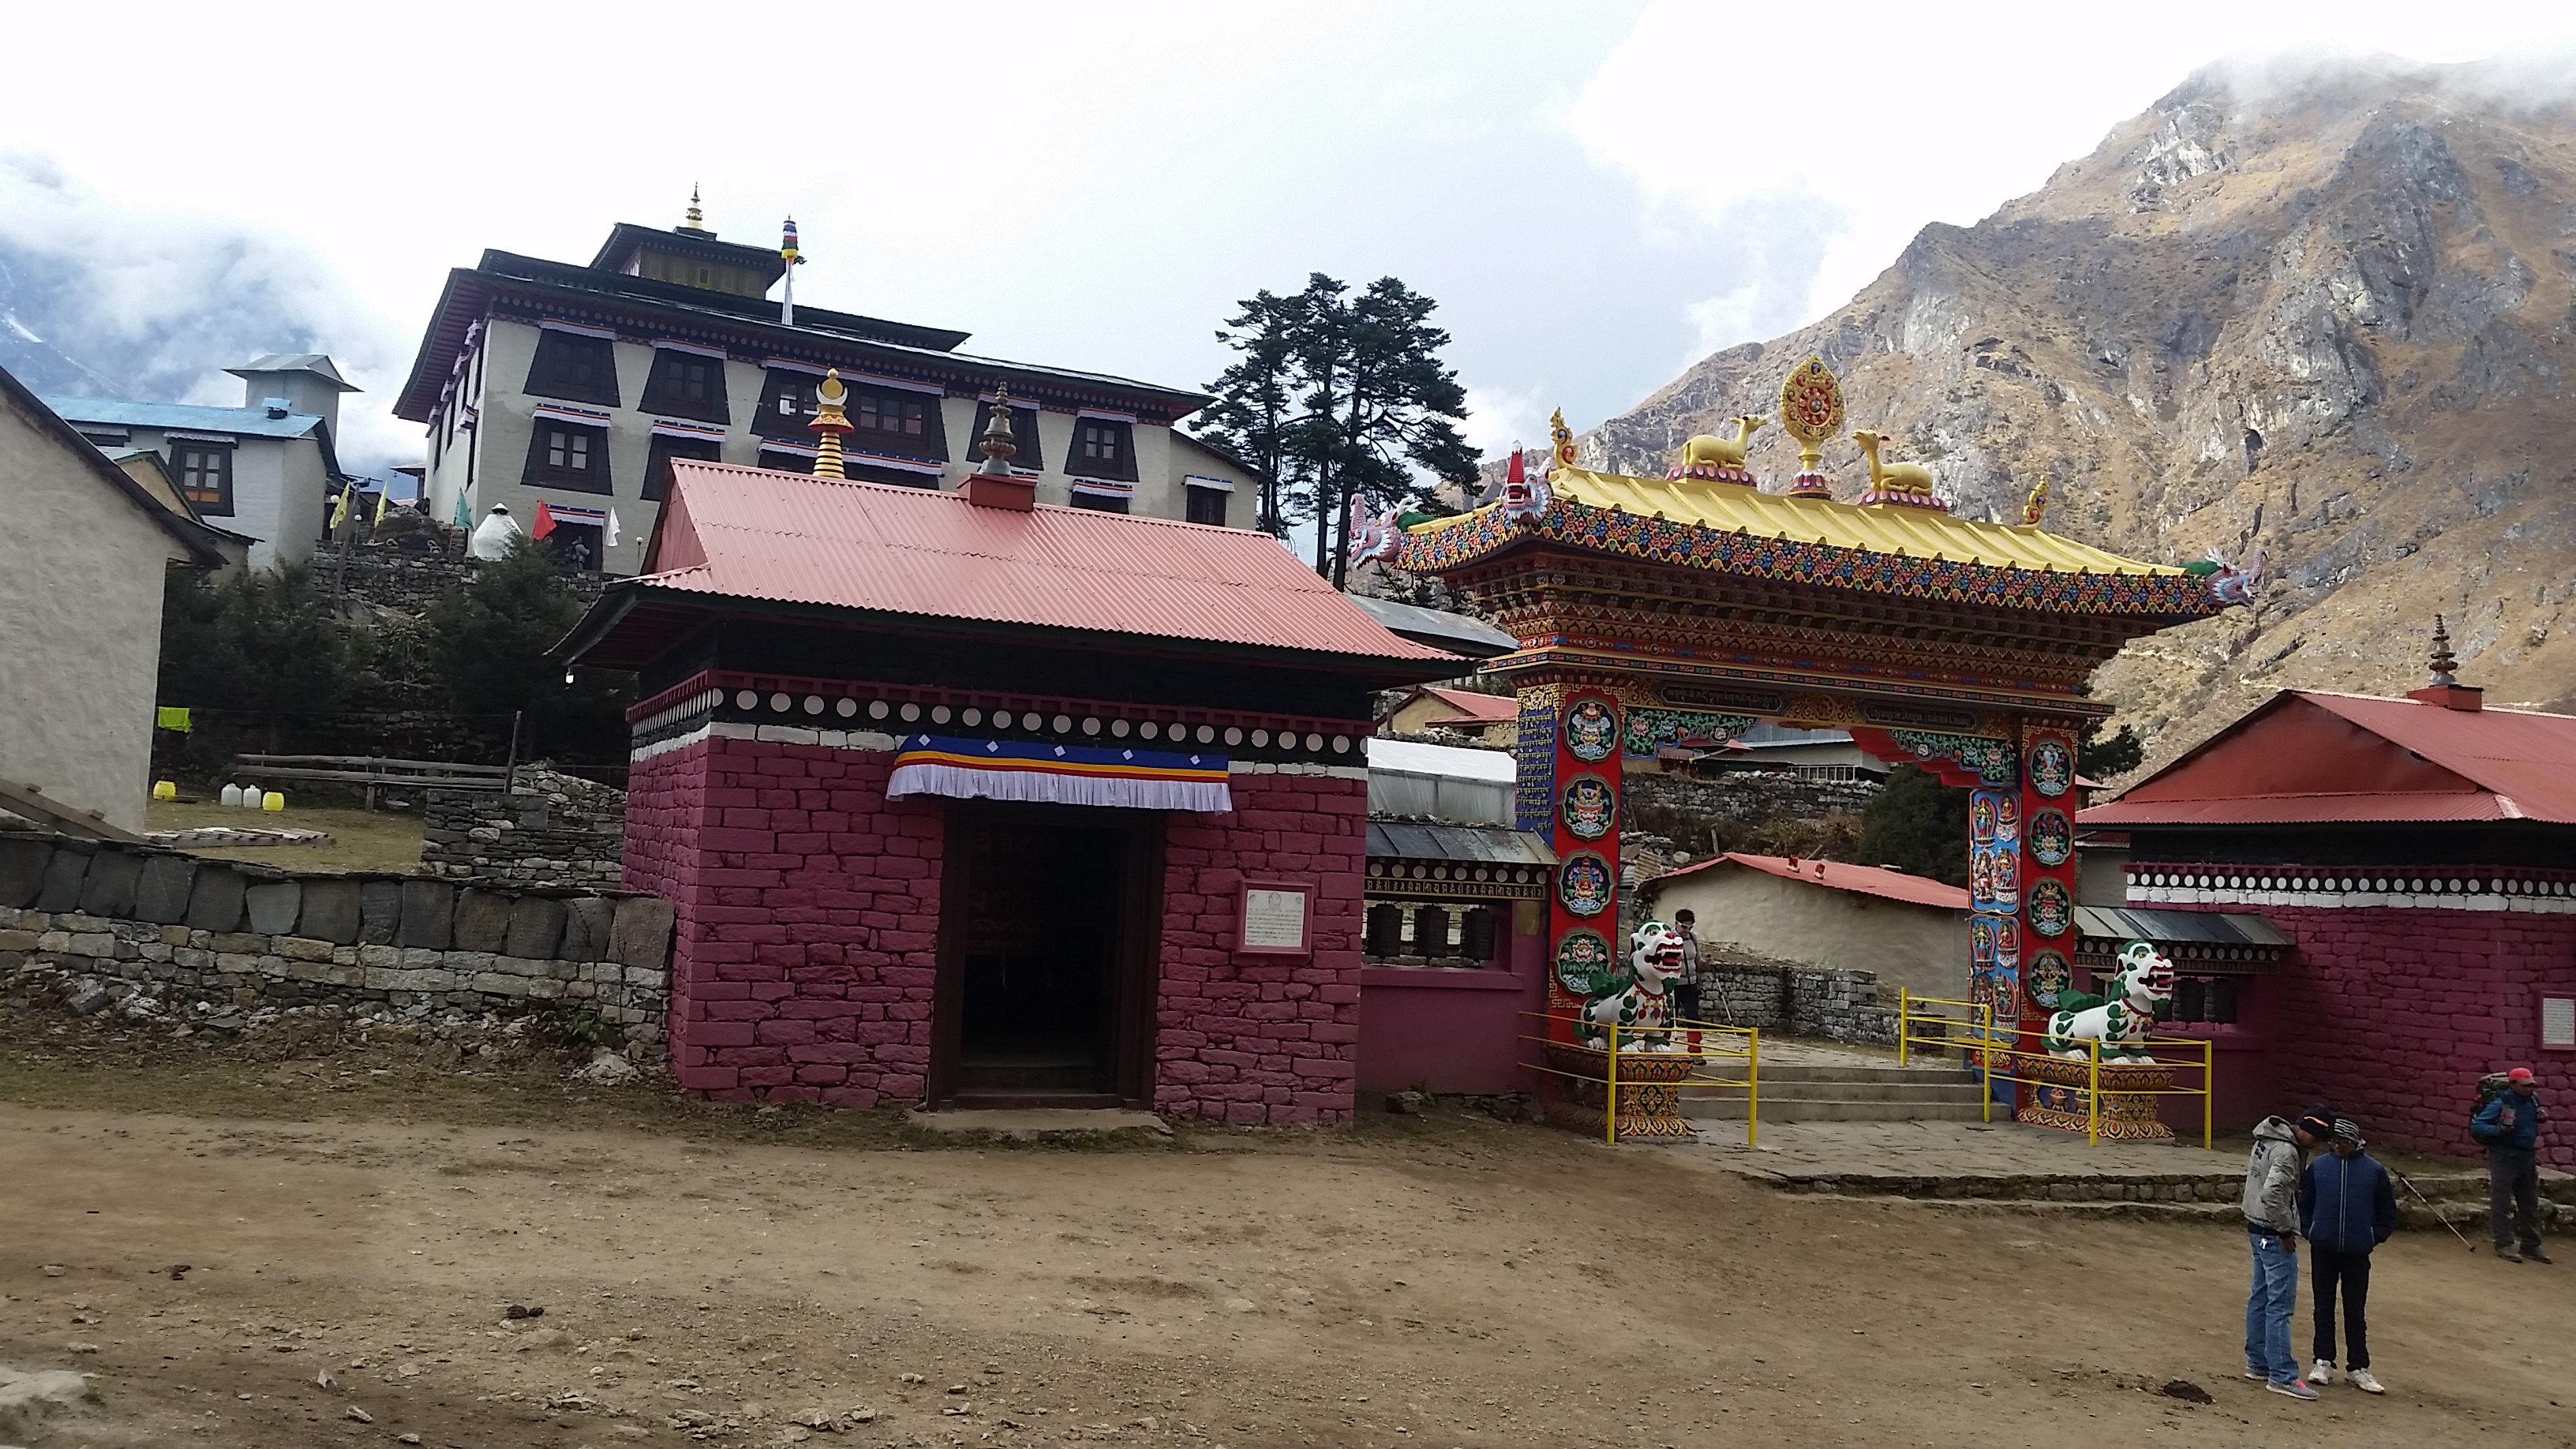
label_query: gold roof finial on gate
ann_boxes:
[1777,357,1844,500]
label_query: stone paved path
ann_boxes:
[1672,1118,2238,1191]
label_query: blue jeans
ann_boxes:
[2245,1228,2300,1384]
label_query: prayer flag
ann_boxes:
[605,507,622,549]
[452,487,470,529]
[531,500,557,539]
[155,706,192,732]
[328,484,351,529]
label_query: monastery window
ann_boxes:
[1069,489,1129,515]
[1072,417,1137,481]
[643,433,721,501]
[754,369,820,440]
[523,421,613,495]
[525,329,622,407]
[174,442,235,516]
[640,349,732,424]
[1185,481,1230,526]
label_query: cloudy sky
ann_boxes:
[5,0,2574,479]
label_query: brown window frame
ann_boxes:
[846,385,948,462]
[522,421,614,495]
[642,433,722,501]
[1072,417,1138,481]
[754,369,821,441]
[1184,482,1230,526]
[639,349,732,424]
[173,441,236,516]
[524,330,622,407]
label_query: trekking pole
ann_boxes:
[2389,1167,2479,1252]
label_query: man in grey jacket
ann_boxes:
[2242,1108,2329,1399]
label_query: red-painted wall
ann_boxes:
[626,732,1371,1123]
[2156,900,2576,1170]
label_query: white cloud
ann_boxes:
[1459,384,1548,462]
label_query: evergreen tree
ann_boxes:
[1853,764,1971,886]
[1200,271,1480,583]
[424,539,631,766]
[2077,721,2144,781]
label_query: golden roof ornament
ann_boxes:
[1776,358,1843,499]
[682,185,707,232]
[1548,407,1576,475]
[1852,429,1945,510]
[1670,416,1762,486]
[2021,474,2051,527]
[809,369,852,480]
[976,384,1019,475]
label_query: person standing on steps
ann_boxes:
[2473,1066,2552,1264]
[1669,909,1704,1024]
[2242,1107,2327,1400]
[2299,1116,2396,1395]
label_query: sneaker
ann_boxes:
[2498,1245,2524,1262]
[2311,1359,2334,1385]
[2267,1380,2320,1402]
[2242,1369,2269,1382]
[2527,1246,2554,1264]
[2349,1368,2385,1395]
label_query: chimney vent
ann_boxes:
[262,397,292,418]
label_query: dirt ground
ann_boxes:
[2,1033,2570,1448]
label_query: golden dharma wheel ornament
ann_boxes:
[1777,356,1845,474]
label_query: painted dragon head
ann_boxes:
[1628,920,1686,994]
[2110,940,2175,1008]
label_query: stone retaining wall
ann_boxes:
[421,767,627,889]
[0,833,672,1058]
[1700,961,1900,1046]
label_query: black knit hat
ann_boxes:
[2296,1107,2335,1140]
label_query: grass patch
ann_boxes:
[146,800,427,874]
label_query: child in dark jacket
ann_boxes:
[2297,1117,2399,1394]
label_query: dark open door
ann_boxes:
[927,802,1163,1110]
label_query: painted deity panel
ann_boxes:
[2026,949,2071,1012]
[1563,699,1619,762]
[1557,853,1612,918]
[1559,775,1615,841]
[2027,736,2074,798]
[2027,878,2072,938]
[2028,807,2072,868]
[1555,929,1614,996]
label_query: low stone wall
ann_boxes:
[1700,960,1900,1047]
[336,548,610,616]
[1622,770,1880,837]
[0,833,671,1059]
[421,767,626,889]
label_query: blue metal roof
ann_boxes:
[39,395,326,440]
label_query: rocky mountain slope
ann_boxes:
[1580,58,2576,773]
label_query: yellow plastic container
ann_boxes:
[152,781,178,802]
[261,791,286,812]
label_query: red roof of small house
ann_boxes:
[1647,852,1970,910]
[564,462,1460,672]
[2080,689,2576,826]
[1416,686,1518,726]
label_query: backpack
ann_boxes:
[2471,1072,2514,1141]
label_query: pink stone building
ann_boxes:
[567,459,1455,1121]
[2084,674,2576,1168]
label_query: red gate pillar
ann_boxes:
[1518,683,1623,1036]
[2013,722,2084,1114]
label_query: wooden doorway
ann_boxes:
[928,802,1163,1109]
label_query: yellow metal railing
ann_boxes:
[1896,988,2215,1148]
[1518,1010,1760,1147]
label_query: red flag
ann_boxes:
[531,500,556,539]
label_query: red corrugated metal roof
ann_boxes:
[1648,852,1969,910]
[633,462,1453,662]
[2081,689,2576,827]
[1417,686,1518,724]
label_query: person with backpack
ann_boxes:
[2298,1116,2396,1394]
[2472,1066,2552,1263]
[2241,1107,2328,1399]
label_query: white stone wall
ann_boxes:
[0,394,186,833]
[1647,866,1969,1002]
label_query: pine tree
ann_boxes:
[1853,764,1971,886]
[424,539,631,765]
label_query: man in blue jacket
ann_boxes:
[2298,1116,2398,1395]
[2472,1066,2551,1263]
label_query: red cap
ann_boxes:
[2507,1067,2536,1084]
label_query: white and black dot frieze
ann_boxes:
[2126,864,2576,909]
[673,683,1363,764]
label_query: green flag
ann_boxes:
[452,487,470,529]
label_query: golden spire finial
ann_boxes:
[976,384,1018,475]
[809,370,852,480]
[2021,474,2051,527]
[682,185,706,231]
[1548,408,1576,472]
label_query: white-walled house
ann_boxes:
[1,364,227,833]
[43,354,352,571]
[1640,852,1971,1002]
[395,208,1260,575]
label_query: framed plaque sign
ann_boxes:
[1236,880,1313,956]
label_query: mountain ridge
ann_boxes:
[1574,58,2576,775]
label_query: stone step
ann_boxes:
[1732,1062,1982,1086]
[1683,1079,1987,1104]
[1682,1096,1995,1123]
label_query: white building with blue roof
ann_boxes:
[43,354,352,570]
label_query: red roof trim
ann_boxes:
[1647,852,1969,910]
